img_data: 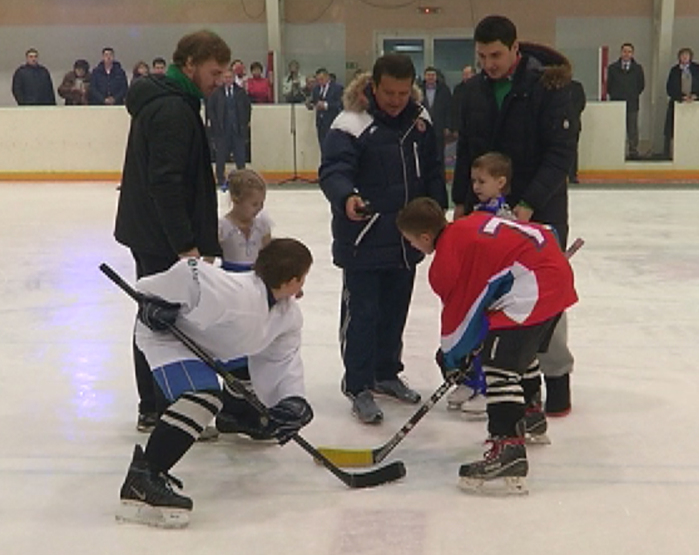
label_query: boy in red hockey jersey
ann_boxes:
[396,197,577,494]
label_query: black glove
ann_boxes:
[435,348,473,383]
[137,294,181,332]
[267,396,314,445]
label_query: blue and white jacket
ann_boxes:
[319,73,447,270]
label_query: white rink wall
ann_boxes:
[1,102,699,177]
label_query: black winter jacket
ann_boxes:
[114,75,221,258]
[11,64,56,105]
[319,74,447,270]
[451,43,576,244]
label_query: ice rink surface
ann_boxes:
[1,182,699,554]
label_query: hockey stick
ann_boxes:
[315,237,586,467]
[99,262,406,489]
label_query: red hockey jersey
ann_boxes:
[429,212,578,368]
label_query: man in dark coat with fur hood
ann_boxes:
[451,15,577,420]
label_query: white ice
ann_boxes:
[1,183,699,555]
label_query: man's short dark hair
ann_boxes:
[372,54,416,85]
[152,57,167,67]
[621,42,635,51]
[315,67,328,76]
[173,30,231,68]
[254,238,313,289]
[102,47,114,55]
[424,66,437,75]
[25,48,38,57]
[474,15,518,48]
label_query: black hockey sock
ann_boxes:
[521,362,542,407]
[484,366,525,437]
[145,391,222,473]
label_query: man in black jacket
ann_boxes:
[607,43,645,159]
[420,66,453,177]
[11,48,56,105]
[664,47,699,158]
[452,15,577,417]
[207,68,251,187]
[319,54,447,424]
[114,30,231,432]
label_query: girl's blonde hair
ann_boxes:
[227,169,267,201]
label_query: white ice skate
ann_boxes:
[447,385,487,420]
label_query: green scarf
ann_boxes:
[165,64,204,100]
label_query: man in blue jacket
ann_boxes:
[319,54,447,424]
[89,47,128,105]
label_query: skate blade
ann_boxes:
[447,401,464,411]
[116,500,190,529]
[460,409,488,421]
[458,476,528,496]
[526,432,551,445]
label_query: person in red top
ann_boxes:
[396,197,577,495]
[246,61,272,103]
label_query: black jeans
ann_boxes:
[131,250,178,415]
[340,266,416,395]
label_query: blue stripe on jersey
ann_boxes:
[441,269,514,369]
[221,261,254,273]
[153,359,221,401]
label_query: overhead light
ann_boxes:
[417,6,440,14]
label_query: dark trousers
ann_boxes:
[214,130,246,185]
[131,250,178,415]
[626,109,639,156]
[340,266,416,395]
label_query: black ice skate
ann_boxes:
[116,445,193,528]
[523,404,551,445]
[458,436,528,495]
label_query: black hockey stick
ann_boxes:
[316,236,586,467]
[99,262,406,489]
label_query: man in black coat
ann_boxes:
[207,68,252,187]
[114,30,231,432]
[664,47,699,158]
[12,48,56,105]
[452,15,577,418]
[420,66,453,176]
[450,65,474,138]
[568,79,587,183]
[607,43,645,159]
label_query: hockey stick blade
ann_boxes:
[316,239,585,468]
[99,263,406,488]
[317,376,457,467]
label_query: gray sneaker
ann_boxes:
[372,378,421,404]
[351,390,384,424]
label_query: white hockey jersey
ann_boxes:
[134,258,305,407]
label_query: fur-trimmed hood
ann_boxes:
[341,72,424,113]
[518,42,573,90]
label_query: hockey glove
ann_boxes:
[137,294,181,332]
[435,348,474,384]
[267,396,314,445]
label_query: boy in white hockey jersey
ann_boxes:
[117,238,313,528]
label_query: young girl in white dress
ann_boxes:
[216,169,277,438]
[219,169,273,272]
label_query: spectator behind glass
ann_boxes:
[12,48,56,106]
[246,61,272,103]
[664,47,699,158]
[58,59,91,106]
[231,59,246,88]
[151,57,167,75]
[282,59,306,103]
[89,47,128,105]
[132,61,150,83]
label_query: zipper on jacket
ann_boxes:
[413,142,421,178]
[398,119,419,268]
